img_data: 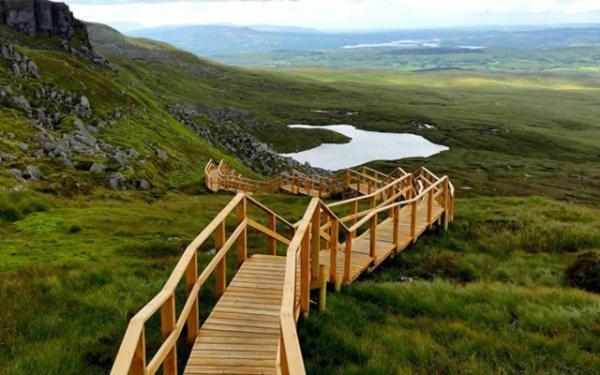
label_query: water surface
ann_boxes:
[282,124,448,170]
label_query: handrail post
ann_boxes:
[161,295,177,375]
[237,197,247,265]
[215,220,226,298]
[411,201,417,243]
[186,252,200,343]
[301,229,310,316]
[427,189,433,229]
[344,231,353,284]
[310,206,321,281]
[268,212,277,255]
[443,178,450,231]
[130,329,146,375]
[393,205,400,251]
[330,219,339,286]
[369,213,377,261]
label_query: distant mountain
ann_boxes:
[128,24,600,57]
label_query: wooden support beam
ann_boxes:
[427,189,433,229]
[268,212,277,255]
[130,329,146,375]
[160,295,177,375]
[344,231,353,284]
[236,198,247,266]
[310,207,321,281]
[301,229,310,316]
[185,252,199,344]
[215,220,226,298]
[443,178,449,231]
[393,205,400,250]
[411,201,417,243]
[330,219,339,284]
[318,265,328,312]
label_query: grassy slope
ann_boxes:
[300,197,600,374]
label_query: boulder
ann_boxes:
[89,162,105,173]
[21,165,41,180]
[79,96,90,110]
[3,95,30,112]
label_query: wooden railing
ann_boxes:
[204,159,403,198]
[110,193,295,375]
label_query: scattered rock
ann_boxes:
[133,178,150,190]
[89,162,105,173]
[0,153,17,162]
[79,96,90,111]
[21,165,41,180]
[18,143,28,151]
[108,172,126,190]
[8,168,22,179]
[156,149,168,161]
[2,95,30,112]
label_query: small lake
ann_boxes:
[282,125,448,170]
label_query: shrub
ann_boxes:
[68,224,83,233]
[565,251,600,293]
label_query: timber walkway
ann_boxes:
[204,159,406,198]
[112,166,454,374]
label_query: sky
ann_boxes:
[63,0,600,31]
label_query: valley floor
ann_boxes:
[0,191,598,373]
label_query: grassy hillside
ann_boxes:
[90,24,600,204]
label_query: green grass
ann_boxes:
[298,196,600,374]
[0,192,598,374]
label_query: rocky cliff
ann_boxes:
[0,0,85,40]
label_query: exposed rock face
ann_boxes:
[0,0,81,39]
[168,102,329,177]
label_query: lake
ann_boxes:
[282,124,449,170]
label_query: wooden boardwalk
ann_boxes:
[112,166,454,375]
[205,160,400,198]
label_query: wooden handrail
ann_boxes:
[349,176,449,233]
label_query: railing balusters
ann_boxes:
[393,205,400,250]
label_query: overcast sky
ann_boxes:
[64,0,600,30]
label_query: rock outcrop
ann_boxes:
[0,0,114,68]
[169,102,329,178]
[0,0,82,39]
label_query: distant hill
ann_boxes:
[128,24,600,57]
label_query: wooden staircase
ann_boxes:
[112,166,455,375]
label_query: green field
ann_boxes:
[0,22,599,374]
